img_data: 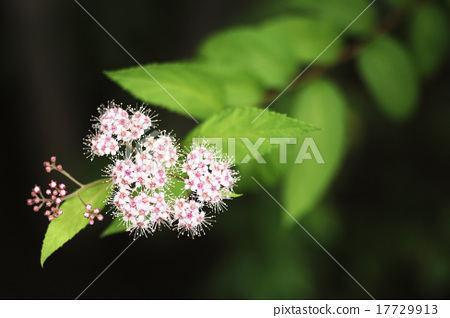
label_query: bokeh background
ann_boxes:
[5,0,450,299]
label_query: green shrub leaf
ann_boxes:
[261,16,342,65]
[195,61,264,107]
[357,35,419,121]
[282,79,347,222]
[40,179,111,267]
[409,4,449,78]
[105,63,226,120]
[184,106,318,164]
[198,27,297,89]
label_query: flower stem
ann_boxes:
[58,168,85,187]
[167,173,184,182]
[125,142,136,154]
[62,178,111,203]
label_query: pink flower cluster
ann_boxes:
[106,137,237,237]
[28,156,104,225]
[183,143,238,208]
[87,101,153,157]
[83,204,104,225]
[107,132,179,236]
[113,190,171,236]
[86,102,241,238]
[28,157,68,221]
[143,135,179,167]
[43,156,62,173]
[29,102,240,239]
[173,198,210,236]
[27,181,66,221]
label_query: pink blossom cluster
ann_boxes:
[107,132,178,236]
[29,102,240,239]
[43,156,62,173]
[83,204,104,225]
[28,156,104,225]
[183,143,238,207]
[143,135,179,167]
[27,181,66,222]
[88,103,241,238]
[87,101,153,157]
[173,198,210,236]
[107,137,237,237]
[28,157,68,221]
[112,190,171,236]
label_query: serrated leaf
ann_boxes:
[282,79,347,222]
[184,107,318,164]
[40,179,111,267]
[198,27,297,89]
[357,36,419,121]
[409,4,449,78]
[261,16,342,65]
[105,63,225,120]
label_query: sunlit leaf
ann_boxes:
[105,63,226,120]
[194,61,264,107]
[41,180,111,267]
[184,106,318,164]
[198,27,297,89]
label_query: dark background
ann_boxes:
[4,0,450,299]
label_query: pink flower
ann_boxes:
[183,142,238,209]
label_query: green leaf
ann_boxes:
[198,27,297,89]
[409,4,449,78]
[194,60,264,107]
[105,62,226,120]
[261,16,342,65]
[237,150,287,192]
[40,179,111,267]
[282,79,347,222]
[184,106,318,164]
[100,217,127,238]
[357,35,419,121]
